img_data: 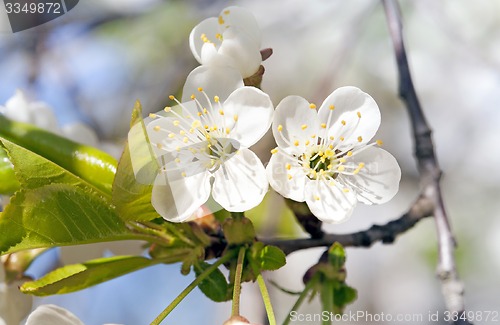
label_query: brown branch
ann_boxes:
[264,195,433,255]
[382,0,470,323]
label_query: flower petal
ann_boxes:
[182,65,244,104]
[25,305,84,325]
[343,146,401,204]
[304,179,357,224]
[266,150,308,202]
[189,17,220,64]
[318,86,380,149]
[212,148,267,211]
[218,6,261,45]
[152,169,211,222]
[273,95,320,155]
[218,26,262,78]
[222,86,273,148]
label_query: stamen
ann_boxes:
[341,120,346,126]
[277,124,283,132]
[285,163,291,170]
[309,103,316,109]
[271,148,278,154]
[214,96,220,103]
[294,140,300,146]
[357,136,363,142]
[321,123,327,129]
[153,126,161,132]
[357,111,362,118]
[287,174,293,180]
[164,107,171,112]
[301,124,308,130]
[233,114,238,122]
[149,113,157,119]
[376,139,384,146]
[329,104,335,110]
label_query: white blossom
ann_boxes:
[189,6,262,78]
[139,86,273,222]
[266,86,401,223]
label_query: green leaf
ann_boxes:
[194,261,231,302]
[333,284,357,313]
[20,255,158,296]
[258,245,287,271]
[0,138,105,195]
[0,145,20,194]
[112,101,160,222]
[0,184,133,254]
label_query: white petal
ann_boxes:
[222,87,273,148]
[343,146,401,205]
[152,169,211,222]
[4,89,32,123]
[318,86,380,149]
[29,102,59,131]
[266,150,308,202]
[182,65,244,104]
[212,148,267,211]
[189,17,220,64]
[218,27,262,78]
[304,179,357,224]
[61,122,99,147]
[273,96,320,155]
[218,6,262,45]
[25,305,84,325]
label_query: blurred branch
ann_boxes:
[264,194,433,254]
[382,0,470,323]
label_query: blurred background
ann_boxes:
[1,0,499,324]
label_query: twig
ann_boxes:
[382,0,470,323]
[264,195,433,255]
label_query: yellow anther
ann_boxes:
[287,174,293,180]
[233,114,238,122]
[340,136,345,141]
[197,112,202,117]
[329,104,335,110]
[353,169,360,175]
[149,113,157,119]
[325,149,334,157]
[190,94,196,100]
[203,108,208,114]
[376,139,384,146]
[156,143,163,149]
[328,144,334,149]
[214,96,220,103]
[224,10,230,15]
[285,163,291,170]
[277,124,283,132]
[329,136,334,140]
[339,158,346,163]
[215,33,222,40]
[210,126,217,131]
[197,87,203,92]
[168,133,175,138]
[271,148,278,154]
[164,106,171,112]
[301,124,308,130]
[327,164,333,169]
[309,103,316,109]
[179,130,186,135]
[357,136,363,142]
[225,128,231,134]
[318,151,324,156]
[189,128,195,133]
[153,125,161,132]
[191,120,201,128]
[169,95,175,100]
[311,134,317,139]
[204,125,209,129]
[175,158,181,163]
[294,140,300,146]
[357,111,362,118]
[320,123,327,129]
[341,120,346,126]
[175,146,181,152]
[218,15,225,24]
[219,109,224,115]
[337,165,345,172]
[358,162,365,168]
[173,120,180,126]
[314,195,321,201]
[305,140,310,146]
[343,188,350,193]
[347,151,353,157]
[183,137,189,143]
[181,172,187,177]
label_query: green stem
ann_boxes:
[321,280,334,325]
[256,273,276,325]
[282,277,317,325]
[151,250,237,325]
[232,246,246,317]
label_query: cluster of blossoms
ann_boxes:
[134,6,401,224]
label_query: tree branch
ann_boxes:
[382,1,470,323]
[264,195,433,255]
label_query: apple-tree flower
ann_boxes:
[189,6,262,79]
[139,86,273,222]
[266,86,401,223]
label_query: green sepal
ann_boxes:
[193,261,232,302]
[222,217,256,246]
